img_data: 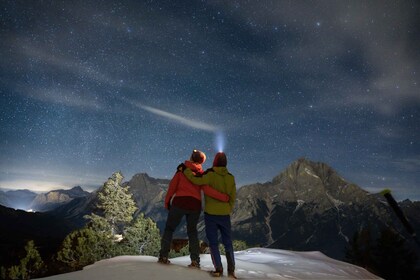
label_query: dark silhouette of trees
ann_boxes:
[1,240,45,279]
[346,227,419,280]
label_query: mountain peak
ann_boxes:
[129,173,170,186]
[267,157,372,209]
[272,158,335,185]
[132,172,151,180]
[231,158,410,259]
[71,186,84,192]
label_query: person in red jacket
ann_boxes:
[158,149,229,268]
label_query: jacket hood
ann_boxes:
[212,166,229,176]
[184,160,203,173]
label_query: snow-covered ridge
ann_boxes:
[39,248,382,280]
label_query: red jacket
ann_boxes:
[164,161,229,210]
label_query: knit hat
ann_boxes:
[213,152,227,167]
[190,149,206,164]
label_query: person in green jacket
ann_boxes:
[184,152,237,278]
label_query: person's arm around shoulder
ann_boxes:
[183,168,209,185]
[185,168,228,202]
[202,185,229,202]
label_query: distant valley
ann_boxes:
[0,186,90,212]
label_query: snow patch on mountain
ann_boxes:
[304,168,320,179]
[293,199,305,214]
[326,192,344,209]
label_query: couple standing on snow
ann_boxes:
[158,149,237,278]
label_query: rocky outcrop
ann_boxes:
[123,173,170,229]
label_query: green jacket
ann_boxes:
[184,166,236,215]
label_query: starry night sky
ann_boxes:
[1,1,419,200]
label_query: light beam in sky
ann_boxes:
[132,101,226,152]
[215,130,225,152]
[133,102,219,132]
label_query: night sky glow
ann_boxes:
[0,1,419,200]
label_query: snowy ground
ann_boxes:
[38,248,382,279]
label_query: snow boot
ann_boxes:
[157,256,170,264]
[226,252,236,278]
[188,260,200,269]
[228,271,238,279]
[209,268,223,277]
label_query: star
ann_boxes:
[0,0,418,202]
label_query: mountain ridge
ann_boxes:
[30,186,90,212]
[1,158,419,261]
[230,158,418,259]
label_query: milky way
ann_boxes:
[0,1,419,200]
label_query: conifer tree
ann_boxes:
[96,171,137,235]
[119,213,161,256]
[372,228,419,280]
[345,227,419,279]
[8,240,44,279]
[57,227,114,270]
[84,213,112,233]
[1,266,6,280]
[57,171,162,272]
[169,243,190,258]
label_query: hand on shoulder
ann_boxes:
[177,163,186,172]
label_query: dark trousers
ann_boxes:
[204,213,235,272]
[159,206,201,261]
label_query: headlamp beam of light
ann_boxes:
[134,103,226,152]
[215,131,225,152]
[136,104,218,132]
